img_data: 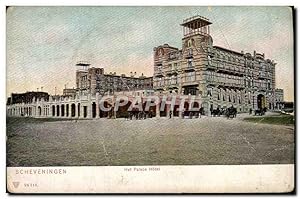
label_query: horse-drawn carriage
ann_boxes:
[211,106,237,119]
[225,106,237,119]
[254,107,267,116]
[211,108,222,117]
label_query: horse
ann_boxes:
[225,106,236,119]
[254,108,266,116]
[211,108,221,117]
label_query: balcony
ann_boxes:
[155,70,164,77]
[167,81,179,89]
[166,68,179,75]
[206,62,217,70]
[185,53,193,59]
[154,84,165,91]
[206,78,217,86]
[216,82,244,90]
[183,64,195,72]
[185,49,194,59]
[216,64,244,77]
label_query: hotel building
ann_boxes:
[153,15,279,113]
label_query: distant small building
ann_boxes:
[7,91,49,105]
[75,62,153,95]
[63,88,76,97]
[282,101,294,113]
[274,88,284,110]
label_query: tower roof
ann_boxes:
[76,61,90,66]
[181,15,212,28]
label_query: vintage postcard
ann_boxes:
[6,6,295,193]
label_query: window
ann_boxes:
[208,55,212,65]
[171,75,177,84]
[188,48,193,56]
[186,71,195,82]
[207,87,212,97]
[158,65,162,72]
[158,77,163,86]
[173,63,177,70]
[188,59,193,68]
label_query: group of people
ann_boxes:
[210,106,237,119]
[122,106,268,120]
[126,111,154,120]
[250,107,267,116]
[169,107,205,119]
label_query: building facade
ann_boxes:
[75,62,153,96]
[153,15,279,113]
[7,64,155,119]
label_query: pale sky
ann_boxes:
[6,6,294,101]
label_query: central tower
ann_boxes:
[179,16,213,97]
[181,15,213,52]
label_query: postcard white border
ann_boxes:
[6,165,294,193]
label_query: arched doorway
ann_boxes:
[71,104,76,117]
[38,106,42,116]
[66,104,69,117]
[191,101,200,116]
[56,105,60,117]
[52,105,55,116]
[148,101,157,117]
[83,106,87,118]
[61,104,65,117]
[116,100,132,118]
[143,100,156,118]
[100,101,111,118]
[172,104,180,117]
[159,102,167,117]
[92,102,96,118]
[184,101,190,117]
[257,94,265,109]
